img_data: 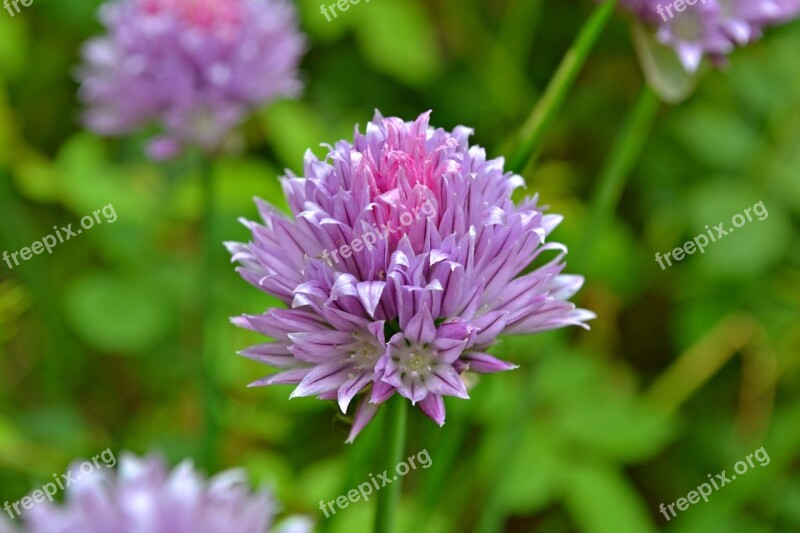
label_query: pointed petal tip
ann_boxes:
[288,389,303,399]
[337,398,349,414]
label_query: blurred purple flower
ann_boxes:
[227,111,593,441]
[0,517,14,533]
[617,0,800,71]
[21,452,310,533]
[77,0,305,159]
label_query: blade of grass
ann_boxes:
[508,0,619,173]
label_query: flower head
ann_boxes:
[19,452,310,533]
[618,0,800,71]
[78,0,305,159]
[228,111,593,441]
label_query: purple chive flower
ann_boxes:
[20,452,310,533]
[228,112,593,441]
[77,0,305,159]
[617,0,800,71]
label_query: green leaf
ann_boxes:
[0,16,27,81]
[560,399,673,462]
[0,88,15,167]
[495,422,565,513]
[536,352,674,462]
[295,0,353,41]
[14,157,62,203]
[686,181,790,279]
[63,272,172,355]
[215,156,283,213]
[670,107,760,170]
[563,463,657,533]
[261,100,331,173]
[354,0,441,87]
[55,133,158,224]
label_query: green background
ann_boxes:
[0,0,799,531]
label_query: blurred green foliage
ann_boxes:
[0,0,799,532]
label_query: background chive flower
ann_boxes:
[77,0,305,160]
[18,452,311,533]
[228,111,593,441]
[618,0,800,71]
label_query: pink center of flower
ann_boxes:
[141,0,242,28]
[369,145,448,207]
[362,119,450,244]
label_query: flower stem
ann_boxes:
[577,85,660,269]
[199,157,221,471]
[373,396,408,533]
[508,0,619,173]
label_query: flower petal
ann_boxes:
[346,398,380,443]
[461,352,518,373]
[418,394,446,426]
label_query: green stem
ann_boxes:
[577,85,660,268]
[508,0,619,173]
[199,157,221,471]
[373,396,408,533]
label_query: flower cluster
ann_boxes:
[14,453,310,533]
[228,111,593,441]
[77,0,305,159]
[619,0,800,71]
